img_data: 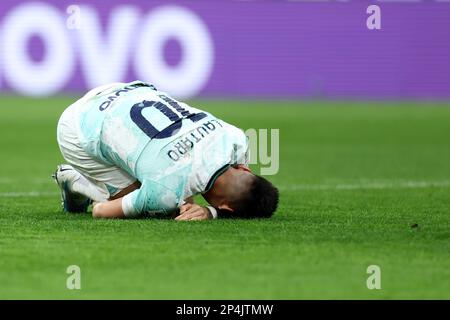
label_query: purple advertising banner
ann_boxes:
[0,0,449,99]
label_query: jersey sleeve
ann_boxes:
[121,179,182,218]
[231,128,250,166]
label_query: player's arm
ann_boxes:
[92,197,214,220]
[92,198,125,218]
[94,180,180,219]
[92,181,211,220]
[92,181,140,218]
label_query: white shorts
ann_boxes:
[56,84,136,200]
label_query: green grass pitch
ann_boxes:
[0,96,449,299]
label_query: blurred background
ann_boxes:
[0,0,449,100]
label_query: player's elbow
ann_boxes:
[92,202,106,218]
[92,200,125,219]
[92,203,101,218]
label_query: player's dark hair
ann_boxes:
[220,175,279,219]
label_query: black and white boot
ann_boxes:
[52,164,91,213]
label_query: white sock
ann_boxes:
[68,170,109,202]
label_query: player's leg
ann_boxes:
[53,161,140,210]
[53,162,140,214]
[55,99,137,213]
[109,180,141,200]
[52,164,103,212]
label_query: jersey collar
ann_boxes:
[204,164,231,192]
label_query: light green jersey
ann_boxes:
[76,81,249,217]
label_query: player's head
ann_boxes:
[203,165,279,218]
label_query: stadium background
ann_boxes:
[0,0,449,299]
[1,1,450,99]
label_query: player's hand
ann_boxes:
[175,203,212,221]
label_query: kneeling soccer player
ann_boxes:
[53,81,279,221]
